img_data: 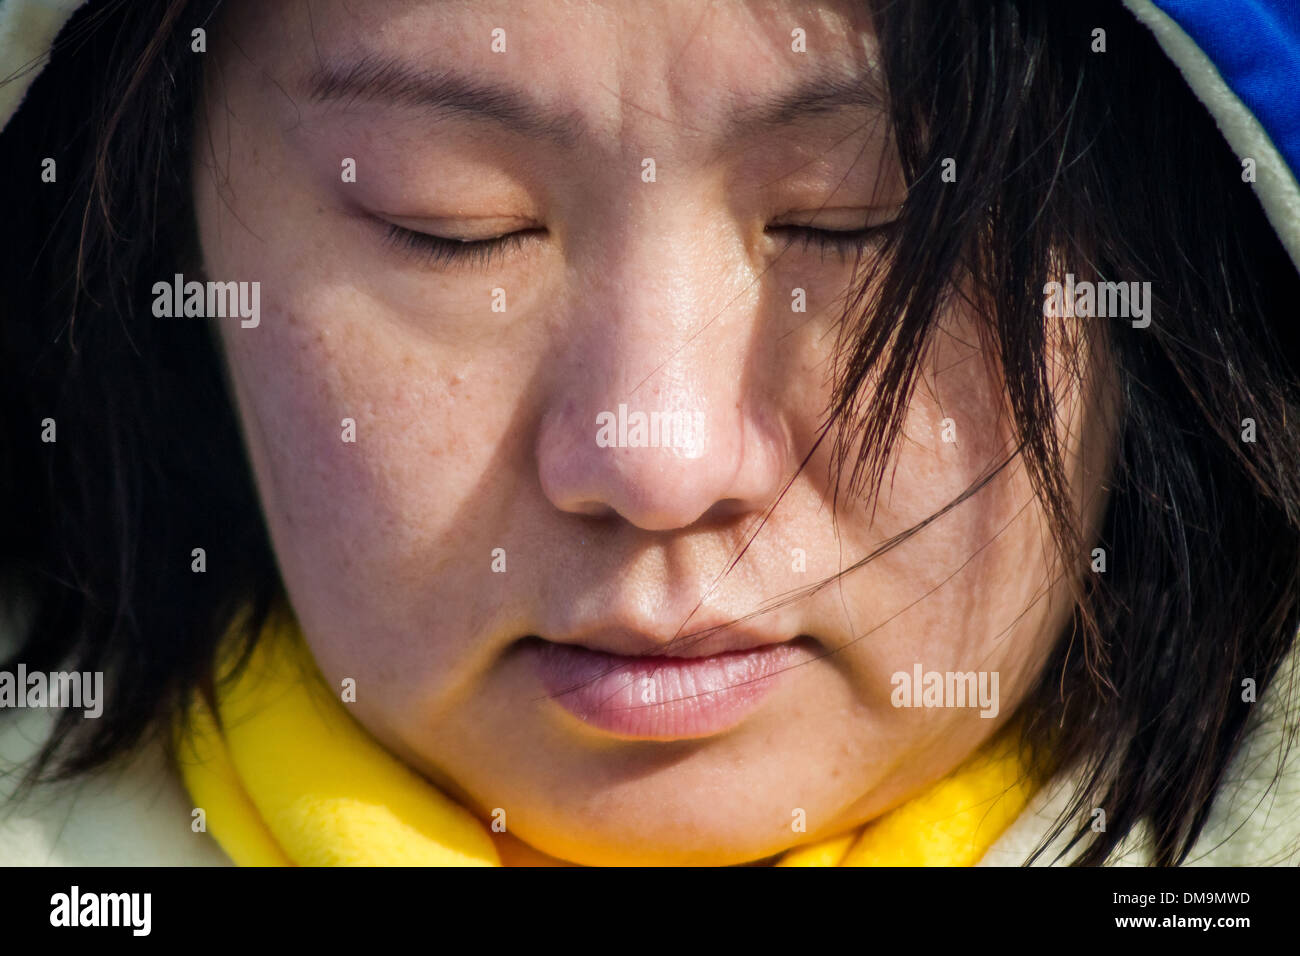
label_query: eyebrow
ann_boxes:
[304,54,586,147]
[303,53,886,147]
[729,70,887,135]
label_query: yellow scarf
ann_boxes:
[174,606,1035,866]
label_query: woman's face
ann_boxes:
[196,0,1108,864]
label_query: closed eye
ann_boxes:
[378,219,887,269]
[766,222,893,261]
[381,223,545,269]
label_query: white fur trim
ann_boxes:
[0,706,232,865]
[1121,0,1300,273]
[0,0,87,133]
[980,640,1300,865]
[0,602,230,865]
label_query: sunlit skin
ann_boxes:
[194,0,1113,865]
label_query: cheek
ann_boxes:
[192,95,534,633]
[213,283,527,689]
[817,313,1072,723]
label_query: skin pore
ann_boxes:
[194,0,1112,865]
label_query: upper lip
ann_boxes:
[542,619,807,659]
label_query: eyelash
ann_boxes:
[382,223,543,269]
[766,223,893,261]
[381,220,894,269]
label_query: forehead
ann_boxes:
[222,0,880,141]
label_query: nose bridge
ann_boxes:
[611,190,748,365]
[586,189,750,434]
[535,190,782,530]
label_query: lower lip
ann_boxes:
[528,638,817,740]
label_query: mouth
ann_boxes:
[525,633,820,741]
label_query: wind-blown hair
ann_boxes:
[1,0,1298,866]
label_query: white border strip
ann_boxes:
[1122,0,1300,272]
[0,0,86,133]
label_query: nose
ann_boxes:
[535,206,791,532]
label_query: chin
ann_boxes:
[495,775,835,866]
[520,818,799,867]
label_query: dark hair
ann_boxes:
[2,0,1298,866]
[0,0,277,786]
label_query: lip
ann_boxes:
[527,635,819,740]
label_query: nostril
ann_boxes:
[699,498,754,524]
[569,500,616,519]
